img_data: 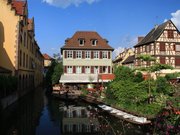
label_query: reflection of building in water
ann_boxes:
[61,106,100,134]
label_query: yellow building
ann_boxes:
[113,48,134,66]
[0,0,43,100]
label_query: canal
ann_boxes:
[0,87,150,135]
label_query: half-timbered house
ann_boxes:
[134,20,180,68]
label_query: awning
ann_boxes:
[60,74,115,83]
[59,74,98,83]
[98,74,115,82]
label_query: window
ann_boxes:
[102,66,108,73]
[94,66,99,74]
[176,44,180,51]
[26,54,28,68]
[67,51,73,58]
[85,66,90,74]
[20,50,22,66]
[23,52,25,67]
[92,39,97,46]
[168,30,174,38]
[79,39,85,46]
[76,51,82,58]
[85,51,91,59]
[160,42,166,51]
[93,51,99,59]
[67,66,72,73]
[102,51,108,59]
[76,66,82,74]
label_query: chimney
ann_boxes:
[138,37,144,43]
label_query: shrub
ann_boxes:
[165,72,180,80]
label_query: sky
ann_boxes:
[27,0,180,58]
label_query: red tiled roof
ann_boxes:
[11,0,26,16]
[43,53,53,60]
[61,31,114,50]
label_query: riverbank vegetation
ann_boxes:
[104,66,180,134]
[45,60,63,88]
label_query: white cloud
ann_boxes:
[165,10,180,30]
[43,0,100,8]
[113,35,137,59]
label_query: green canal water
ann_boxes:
[0,87,151,135]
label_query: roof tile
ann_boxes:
[62,31,114,50]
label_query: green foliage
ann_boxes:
[165,72,180,80]
[137,54,156,62]
[81,88,88,96]
[156,77,173,95]
[105,63,178,116]
[114,66,134,81]
[150,63,173,72]
[51,63,63,85]
[46,60,63,86]
[133,72,144,82]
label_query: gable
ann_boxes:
[157,21,180,42]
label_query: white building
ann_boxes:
[59,31,114,85]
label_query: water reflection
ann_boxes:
[0,88,148,135]
[0,87,44,135]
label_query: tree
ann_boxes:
[51,62,63,85]
[114,66,134,81]
[137,54,156,103]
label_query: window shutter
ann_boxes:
[73,51,76,59]
[174,44,176,51]
[108,51,110,59]
[91,51,94,59]
[82,51,85,59]
[73,66,76,73]
[64,66,67,73]
[168,30,174,39]
[108,66,110,73]
[175,58,180,66]
[99,66,102,73]
[82,66,85,73]
[160,43,165,51]
[65,51,67,58]
[100,51,102,59]
[91,66,94,74]
[160,57,165,64]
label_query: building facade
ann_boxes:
[134,20,180,68]
[60,31,114,85]
[113,48,134,67]
[0,0,43,101]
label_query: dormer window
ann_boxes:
[92,39,97,46]
[79,39,85,46]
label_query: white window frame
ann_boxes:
[76,51,82,59]
[85,51,91,59]
[67,66,72,74]
[67,51,73,58]
[94,66,99,74]
[76,66,82,74]
[85,66,90,74]
[102,51,108,59]
[93,51,99,59]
